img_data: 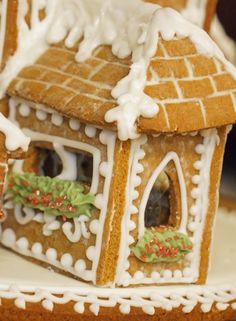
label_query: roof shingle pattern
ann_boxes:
[7,37,236,134]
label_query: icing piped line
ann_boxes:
[0,208,236,314]
[0,113,30,152]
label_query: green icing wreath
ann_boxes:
[132,228,193,263]
[7,172,95,219]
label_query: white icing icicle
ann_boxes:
[53,143,77,181]
[0,113,30,151]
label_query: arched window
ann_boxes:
[139,152,188,238]
[144,171,171,228]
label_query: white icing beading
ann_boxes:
[117,131,218,286]
[0,209,236,315]
[5,98,117,284]
[139,151,188,237]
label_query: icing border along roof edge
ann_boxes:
[0,0,236,140]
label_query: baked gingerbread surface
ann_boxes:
[0,0,236,320]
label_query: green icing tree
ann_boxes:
[132,229,193,263]
[7,172,95,219]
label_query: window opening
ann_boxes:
[39,148,62,178]
[144,171,171,228]
[76,153,93,186]
[24,145,94,190]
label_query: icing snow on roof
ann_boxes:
[0,112,30,151]
[1,0,236,140]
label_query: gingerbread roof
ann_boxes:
[7,37,236,135]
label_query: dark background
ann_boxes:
[217,0,236,199]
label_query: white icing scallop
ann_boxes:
[42,299,54,312]
[189,205,198,216]
[133,271,144,281]
[151,272,160,281]
[74,302,85,314]
[89,220,99,235]
[216,303,229,311]
[1,228,16,247]
[31,242,43,255]
[36,110,47,121]
[142,305,155,315]
[191,188,200,199]
[74,260,86,273]
[89,303,100,316]
[69,119,80,131]
[14,298,26,310]
[16,237,29,251]
[173,270,183,279]
[99,162,108,177]
[60,253,73,268]
[119,304,131,314]
[86,246,96,261]
[94,194,104,210]
[127,220,136,231]
[201,303,212,313]
[46,248,57,262]
[189,131,198,137]
[162,270,172,279]
[195,144,205,154]
[19,103,30,117]
[192,175,200,185]
[85,125,97,138]
[51,113,63,126]
[193,160,203,170]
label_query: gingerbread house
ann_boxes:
[0,0,236,288]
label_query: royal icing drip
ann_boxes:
[53,143,77,181]
[1,0,236,140]
[0,113,30,152]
